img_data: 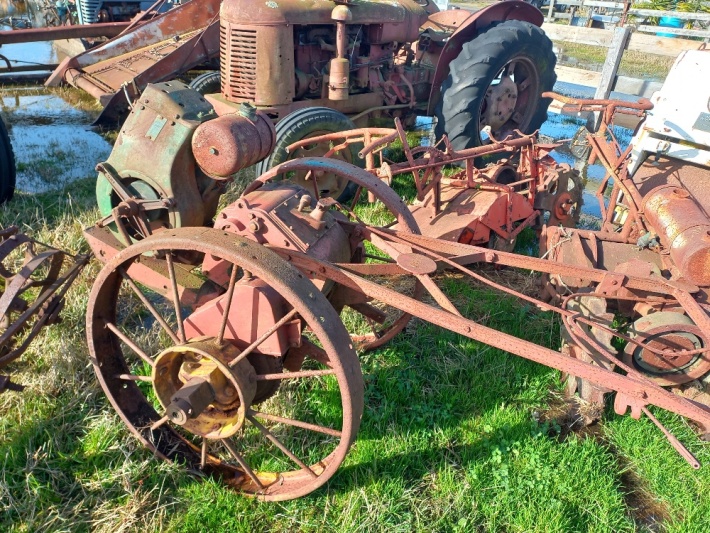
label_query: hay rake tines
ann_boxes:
[0,226,89,393]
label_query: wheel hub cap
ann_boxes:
[483,76,518,132]
[152,338,257,438]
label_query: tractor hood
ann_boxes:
[221,0,430,27]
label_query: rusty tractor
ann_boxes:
[52,0,556,197]
[81,72,710,500]
[0,227,89,393]
[93,79,580,263]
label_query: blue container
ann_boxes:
[657,16,684,38]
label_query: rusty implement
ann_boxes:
[539,89,710,406]
[282,120,581,250]
[0,227,89,393]
[46,0,221,125]
[84,164,710,500]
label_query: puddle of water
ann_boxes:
[2,87,111,193]
[539,109,634,220]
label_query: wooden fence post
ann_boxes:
[587,26,631,131]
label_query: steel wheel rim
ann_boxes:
[87,228,363,501]
[284,129,354,199]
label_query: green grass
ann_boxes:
[553,42,675,81]
[2,150,710,532]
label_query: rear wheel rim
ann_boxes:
[87,229,362,501]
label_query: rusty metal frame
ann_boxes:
[267,222,710,467]
[284,118,573,241]
[0,227,89,393]
[542,91,654,240]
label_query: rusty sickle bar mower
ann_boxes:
[78,83,710,501]
[0,226,89,393]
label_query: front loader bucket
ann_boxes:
[46,0,221,125]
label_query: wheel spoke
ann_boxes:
[165,252,186,344]
[217,264,240,345]
[221,438,265,490]
[256,369,335,381]
[505,60,518,78]
[116,373,153,382]
[518,77,531,92]
[150,414,170,431]
[105,321,155,367]
[200,439,208,469]
[247,415,317,478]
[248,409,342,437]
[119,267,180,345]
[227,308,299,368]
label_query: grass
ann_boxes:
[1,137,710,533]
[553,42,675,81]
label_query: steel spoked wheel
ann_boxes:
[250,157,423,351]
[435,20,556,149]
[255,107,362,202]
[87,227,363,501]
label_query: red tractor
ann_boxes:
[53,0,555,199]
[206,0,556,197]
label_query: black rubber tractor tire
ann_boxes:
[188,71,221,96]
[434,20,557,151]
[255,107,363,203]
[0,115,16,204]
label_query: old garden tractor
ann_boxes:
[81,72,710,500]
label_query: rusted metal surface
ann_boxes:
[80,82,710,500]
[86,227,363,501]
[0,227,89,394]
[0,22,129,45]
[57,0,549,132]
[87,201,710,499]
[284,120,580,247]
[537,92,710,427]
[192,104,275,179]
[47,0,222,124]
[642,185,710,287]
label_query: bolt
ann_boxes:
[209,147,218,155]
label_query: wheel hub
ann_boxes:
[291,141,347,198]
[483,76,518,132]
[152,338,257,438]
[623,312,708,386]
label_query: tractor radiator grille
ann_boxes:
[76,0,100,24]
[220,25,257,100]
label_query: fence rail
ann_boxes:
[544,0,710,39]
